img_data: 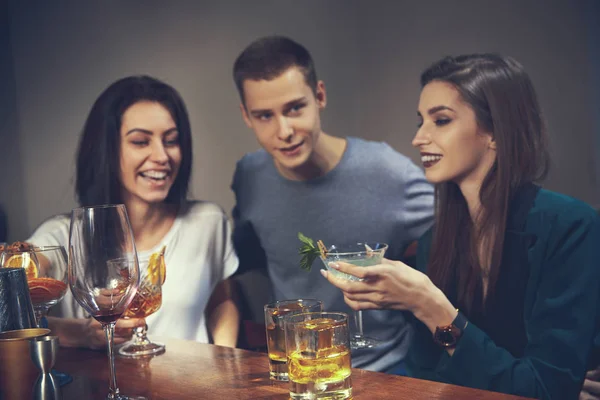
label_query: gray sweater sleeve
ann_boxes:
[400,159,435,244]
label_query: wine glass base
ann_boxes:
[350,336,380,350]
[51,369,73,386]
[118,341,166,357]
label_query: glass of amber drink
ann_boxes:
[285,312,352,400]
[118,248,166,357]
[264,299,323,381]
[0,245,68,327]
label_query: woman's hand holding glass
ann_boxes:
[321,258,457,333]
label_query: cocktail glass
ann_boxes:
[118,249,166,357]
[319,242,388,349]
[0,245,68,328]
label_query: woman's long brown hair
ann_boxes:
[421,54,549,317]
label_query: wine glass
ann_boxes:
[68,204,141,400]
[319,242,388,349]
[0,246,69,328]
[118,248,166,357]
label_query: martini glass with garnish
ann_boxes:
[299,233,388,349]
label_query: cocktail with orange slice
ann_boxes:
[0,244,68,327]
[118,246,166,357]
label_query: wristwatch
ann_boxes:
[433,310,468,348]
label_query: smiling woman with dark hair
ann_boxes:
[74,76,193,208]
[27,76,240,350]
[322,54,600,399]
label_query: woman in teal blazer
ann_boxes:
[321,54,600,399]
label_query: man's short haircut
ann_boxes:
[233,35,318,104]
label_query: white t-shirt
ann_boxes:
[27,201,239,343]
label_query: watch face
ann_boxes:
[434,326,460,347]
[437,329,456,345]
[434,311,467,348]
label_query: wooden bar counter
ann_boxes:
[54,338,533,399]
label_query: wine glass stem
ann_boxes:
[133,323,149,345]
[103,322,121,399]
[34,306,49,328]
[354,310,364,337]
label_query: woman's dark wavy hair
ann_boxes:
[75,76,192,207]
[422,54,549,316]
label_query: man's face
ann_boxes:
[240,67,326,178]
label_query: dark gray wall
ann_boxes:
[0,0,27,240]
[1,1,598,240]
[585,0,600,208]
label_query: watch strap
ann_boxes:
[452,310,468,331]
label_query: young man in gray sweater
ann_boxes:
[231,35,434,372]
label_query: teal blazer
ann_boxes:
[407,186,600,399]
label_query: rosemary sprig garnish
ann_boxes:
[298,232,327,271]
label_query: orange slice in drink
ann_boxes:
[3,253,39,280]
[148,246,166,286]
[28,277,68,304]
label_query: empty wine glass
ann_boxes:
[68,204,141,400]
